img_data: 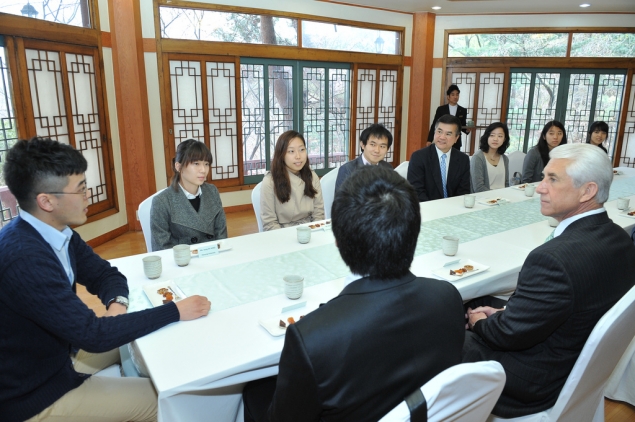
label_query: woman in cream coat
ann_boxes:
[261,131,324,231]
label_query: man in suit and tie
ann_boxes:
[335,123,393,192]
[463,143,635,418]
[407,114,471,202]
[427,84,469,150]
[243,166,465,422]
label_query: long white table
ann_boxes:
[110,167,635,422]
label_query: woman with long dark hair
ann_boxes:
[150,139,227,251]
[586,121,609,154]
[470,122,510,192]
[260,130,324,231]
[522,121,567,183]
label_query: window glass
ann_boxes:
[448,33,567,57]
[0,0,91,28]
[571,33,635,57]
[302,21,400,55]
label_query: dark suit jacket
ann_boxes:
[427,104,468,150]
[407,144,471,202]
[267,272,465,422]
[335,156,393,192]
[464,212,635,417]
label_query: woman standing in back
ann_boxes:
[522,121,568,183]
[260,131,324,231]
[151,139,227,251]
[470,122,510,192]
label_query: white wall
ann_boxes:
[429,14,635,121]
[139,0,413,207]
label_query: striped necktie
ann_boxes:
[544,230,555,243]
[441,153,448,198]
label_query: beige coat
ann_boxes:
[261,169,325,231]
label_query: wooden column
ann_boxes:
[108,0,155,230]
[406,12,435,159]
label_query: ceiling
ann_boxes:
[319,0,635,15]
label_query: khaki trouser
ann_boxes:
[26,349,158,422]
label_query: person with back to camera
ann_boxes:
[0,137,211,422]
[522,120,567,183]
[587,121,609,153]
[243,166,465,421]
[260,130,324,231]
[150,139,227,252]
[470,122,510,192]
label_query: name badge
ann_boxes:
[198,243,220,258]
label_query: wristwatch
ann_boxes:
[107,296,129,310]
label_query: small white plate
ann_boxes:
[258,307,318,337]
[190,241,232,256]
[432,259,490,282]
[614,170,624,176]
[618,209,635,219]
[305,220,332,231]
[142,281,187,307]
[477,197,507,206]
[511,184,529,191]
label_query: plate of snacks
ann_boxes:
[432,259,490,282]
[258,307,318,337]
[613,170,624,176]
[619,209,635,219]
[477,197,507,206]
[306,219,332,231]
[511,184,529,191]
[142,281,187,307]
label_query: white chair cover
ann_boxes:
[320,167,339,220]
[379,361,506,422]
[95,364,122,378]
[251,182,264,232]
[506,151,526,185]
[138,188,167,253]
[605,336,635,406]
[395,161,409,179]
[488,285,635,422]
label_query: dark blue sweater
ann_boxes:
[0,217,180,421]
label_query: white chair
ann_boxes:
[251,182,264,232]
[488,285,635,422]
[138,188,167,253]
[380,361,506,422]
[320,167,339,219]
[605,336,635,406]
[95,364,122,378]
[395,161,409,179]
[507,151,526,185]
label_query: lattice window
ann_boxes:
[353,65,400,163]
[166,56,241,186]
[619,75,635,168]
[24,44,109,207]
[0,45,19,228]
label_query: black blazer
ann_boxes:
[267,272,465,422]
[335,156,393,192]
[427,104,468,149]
[407,144,471,202]
[468,212,635,417]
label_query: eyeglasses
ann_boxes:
[45,185,89,198]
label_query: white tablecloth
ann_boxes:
[109,167,635,421]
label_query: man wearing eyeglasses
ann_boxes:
[0,137,211,422]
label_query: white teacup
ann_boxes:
[173,244,191,267]
[142,255,162,279]
[617,197,630,211]
[464,194,476,208]
[525,184,536,197]
[442,236,459,256]
[283,275,304,300]
[297,226,311,244]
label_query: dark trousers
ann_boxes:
[243,376,277,422]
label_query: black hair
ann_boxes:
[447,84,460,96]
[536,121,567,166]
[479,122,510,155]
[360,124,393,150]
[332,165,421,279]
[4,137,87,212]
[271,131,317,203]
[434,114,462,137]
[587,121,609,153]
[171,139,214,191]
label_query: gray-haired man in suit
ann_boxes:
[463,143,635,418]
